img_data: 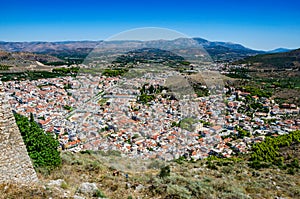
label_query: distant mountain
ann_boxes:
[267,48,294,54]
[0,39,266,62]
[235,48,300,69]
[193,38,265,61]
[0,41,100,53]
[0,41,99,63]
[193,38,253,51]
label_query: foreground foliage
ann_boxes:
[14,113,61,171]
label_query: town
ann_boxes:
[3,68,300,161]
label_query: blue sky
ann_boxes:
[1,0,300,50]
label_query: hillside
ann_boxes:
[227,49,300,106]
[0,51,63,71]
[235,48,300,69]
[1,149,299,199]
[0,41,98,65]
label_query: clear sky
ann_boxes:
[1,0,300,50]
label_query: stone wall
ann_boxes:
[0,81,38,184]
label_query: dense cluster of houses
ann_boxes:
[3,72,300,160]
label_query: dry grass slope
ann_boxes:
[0,151,299,199]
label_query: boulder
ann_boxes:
[78,182,98,195]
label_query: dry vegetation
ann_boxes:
[1,150,299,199]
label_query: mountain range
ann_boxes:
[266,48,294,54]
[0,38,293,62]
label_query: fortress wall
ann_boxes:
[0,81,38,184]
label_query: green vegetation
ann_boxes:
[0,67,79,81]
[43,61,67,66]
[63,83,72,89]
[240,85,272,98]
[194,88,209,97]
[226,67,252,79]
[202,43,260,61]
[93,189,106,198]
[113,48,185,65]
[63,105,73,111]
[257,77,300,89]
[14,113,61,171]
[138,93,155,104]
[140,84,168,95]
[102,68,128,77]
[235,49,300,68]
[98,98,108,106]
[0,64,12,70]
[235,126,251,138]
[250,130,300,169]
[159,165,171,178]
[221,127,251,141]
[46,49,92,65]
[199,120,212,127]
[179,117,198,131]
[137,84,166,104]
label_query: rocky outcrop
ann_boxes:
[0,81,38,184]
[77,182,98,195]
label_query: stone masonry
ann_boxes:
[0,81,38,184]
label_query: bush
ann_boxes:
[159,165,171,178]
[290,158,300,168]
[93,189,106,198]
[166,184,191,199]
[287,168,295,175]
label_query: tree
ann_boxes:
[30,112,34,122]
[149,85,155,94]
[14,113,61,170]
[250,130,300,168]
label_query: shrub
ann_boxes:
[166,184,191,199]
[290,158,300,168]
[159,165,171,178]
[93,189,106,198]
[207,161,218,170]
[287,168,295,175]
[61,182,68,189]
